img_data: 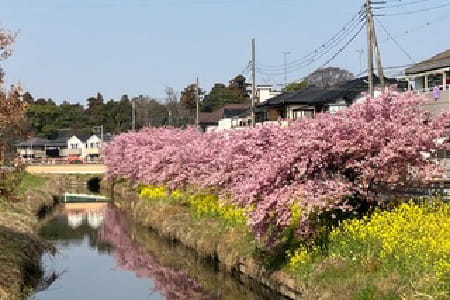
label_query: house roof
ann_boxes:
[16,137,50,147]
[47,137,68,147]
[258,76,400,108]
[405,49,450,75]
[199,104,250,124]
[16,134,112,148]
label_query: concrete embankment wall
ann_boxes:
[104,180,303,300]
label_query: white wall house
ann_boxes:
[247,84,281,103]
[62,135,103,159]
[65,136,86,157]
[257,85,282,103]
[217,116,253,131]
[85,135,102,159]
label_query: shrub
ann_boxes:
[327,201,450,290]
[139,185,249,227]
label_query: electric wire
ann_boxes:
[257,11,364,71]
[376,1,450,16]
[257,6,366,71]
[256,15,366,74]
[374,17,416,63]
[256,22,365,78]
[378,13,450,42]
[375,0,440,9]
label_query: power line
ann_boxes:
[355,64,413,77]
[317,23,366,70]
[374,17,416,63]
[376,0,440,9]
[257,6,365,71]
[256,22,365,79]
[258,13,364,72]
[376,1,450,16]
[256,17,365,75]
[378,13,450,42]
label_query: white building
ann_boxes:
[61,135,103,161]
[247,84,281,103]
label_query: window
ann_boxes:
[435,150,450,158]
[70,143,78,149]
[90,143,95,148]
[329,105,347,114]
[293,109,314,120]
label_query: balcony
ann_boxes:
[85,148,100,155]
[62,149,82,156]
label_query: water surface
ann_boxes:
[31,201,282,300]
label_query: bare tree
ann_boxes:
[164,87,194,127]
[133,95,167,128]
[305,67,354,88]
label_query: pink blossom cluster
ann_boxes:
[104,90,450,244]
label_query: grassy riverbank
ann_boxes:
[111,183,450,300]
[0,173,56,300]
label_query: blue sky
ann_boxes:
[0,0,449,104]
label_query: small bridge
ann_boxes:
[26,164,106,174]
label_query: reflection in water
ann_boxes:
[34,202,282,300]
[64,203,106,229]
[101,207,216,300]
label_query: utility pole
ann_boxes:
[366,0,374,97]
[93,125,104,145]
[100,124,103,146]
[283,51,290,88]
[366,0,385,96]
[131,98,136,131]
[371,19,385,89]
[195,77,200,129]
[251,38,256,128]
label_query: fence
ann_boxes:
[21,157,104,165]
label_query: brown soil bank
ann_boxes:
[107,180,303,300]
[0,174,58,300]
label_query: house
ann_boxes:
[17,134,108,162]
[61,135,105,161]
[198,104,251,132]
[245,84,282,103]
[404,49,450,93]
[255,76,402,122]
[403,49,450,115]
[16,138,51,159]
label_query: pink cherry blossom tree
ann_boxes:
[104,89,450,247]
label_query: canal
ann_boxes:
[30,195,283,299]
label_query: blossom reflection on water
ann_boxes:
[100,205,217,300]
[34,202,279,300]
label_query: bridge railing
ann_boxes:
[22,158,104,165]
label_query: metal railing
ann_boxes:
[415,84,450,94]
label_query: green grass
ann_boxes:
[0,172,54,299]
[16,173,47,194]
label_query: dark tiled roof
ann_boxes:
[258,76,399,108]
[223,108,249,118]
[16,138,50,147]
[75,135,92,143]
[405,49,450,75]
